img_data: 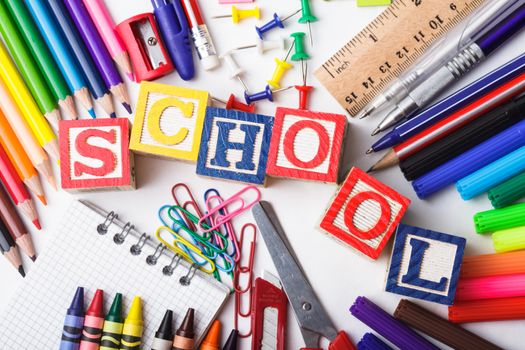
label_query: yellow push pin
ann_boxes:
[213,6,261,24]
[267,58,293,89]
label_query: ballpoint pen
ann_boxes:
[358,0,521,120]
[372,3,525,135]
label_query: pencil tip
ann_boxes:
[366,166,375,173]
[122,102,132,114]
[30,255,37,262]
[366,148,373,155]
[110,112,116,118]
[371,128,380,136]
[37,195,47,206]
[18,266,25,277]
[33,219,42,230]
[88,109,96,119]
[126,72,135,81]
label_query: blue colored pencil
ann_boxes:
[25,0,94,117]
[457,145,525,200]
[413,119,525,199]
[45,0,115,118]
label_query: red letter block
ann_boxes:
[59,118,135,191]
[266,107,347,183]
[319,167,410,259]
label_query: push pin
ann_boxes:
[244,85,292,104]
[212,94,256,113]
[219,50,249,91]
[299,0,318,46]
[267,43,294,89]
[213,6,260,23]
[232,37,287,55]
[290,32,309,61]
[295,85,313,110]
[255,9,301,39]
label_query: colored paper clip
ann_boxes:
[172,183,204,228]
[155,226,216,274]
[199,185,261,233]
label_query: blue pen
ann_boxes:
[369,52,525,153]
[152,0,194,81]
[413,119,525,199]
[457,145,525,200]
[25,0,95,117]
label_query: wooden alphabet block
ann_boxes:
[319,167,410,259]
[196,107,273,185]
[266,107,347,183]
[386,224,466,305]
[59,118,135,191]
[129,81,209,161]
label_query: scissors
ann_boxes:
[252,201,356,350]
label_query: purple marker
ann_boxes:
[60,287,85,350]
[350,296,439,350]
[63,0,131,114]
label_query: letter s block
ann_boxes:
[129,82,209,161]
[385,224,466,305]
[59,118,135,191]
[319,167,410,259]
[267,107,347,183]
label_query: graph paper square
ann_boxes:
[0,200,229,348]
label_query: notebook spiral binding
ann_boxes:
[93,207,200,286]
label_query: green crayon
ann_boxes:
[100,293,123,350]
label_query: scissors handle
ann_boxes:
[300,332,356,350]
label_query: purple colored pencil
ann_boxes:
[350,296,439,350]
[63,0,131,114]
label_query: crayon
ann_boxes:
[120,296,143,350]
[222,329,238,350]
[201,320,221,350]
[151,309,173,350]
[172,308,195,350]
[80,289,104,350]
[100,293,123,350]
[60,287,85,350]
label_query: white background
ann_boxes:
[1,1,524,349]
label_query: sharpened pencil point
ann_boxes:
[122,102,132,114]
[30,255,36,262]
[32,219,41,230]
[37,195,47,206]
[110,112,116,118]
[126,72,135,82]
[88,109,96,119]
[366,148,373,155]
[366,166,374,173]
[371,128,380,136]
[18,266,25,277]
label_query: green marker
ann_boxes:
[298,0,317,46]
[474,202,525,234]
[488,172,525,209]
[100,293,124,350]
[4,0,75,118]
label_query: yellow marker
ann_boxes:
[267,58,293,89]
[120,296,143,350]
[0,41,59,159]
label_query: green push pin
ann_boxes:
[299,0,318,46]
[290,32,310,61]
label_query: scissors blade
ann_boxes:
[252,201,338,345]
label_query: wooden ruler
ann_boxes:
[315,0,485,116]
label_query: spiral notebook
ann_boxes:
[0,200,230,348]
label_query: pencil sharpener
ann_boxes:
[116,13,174,82]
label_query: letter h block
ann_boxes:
[267,107,347,183]
[129,82,209,161]
[386,224,466,305]
[319,167,410,259]
[59,118,135,191]
[196,107,273,185]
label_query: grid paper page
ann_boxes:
[0,200,230,349]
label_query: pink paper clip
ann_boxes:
[199,185,261,233]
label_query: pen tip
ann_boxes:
[371,128,380,136]
[18,266,25,277]
[88,109,96,119]
[366,148,373,155]
[122,102,132,114]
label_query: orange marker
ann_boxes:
[201,320,221,350]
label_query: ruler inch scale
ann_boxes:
[315,0,485,117]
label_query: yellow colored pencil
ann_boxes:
[0,40,58,160]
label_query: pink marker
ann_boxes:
[455,273,525,301]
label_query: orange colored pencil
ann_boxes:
[0,109,47,204]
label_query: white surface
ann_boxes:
[0,1,524,349]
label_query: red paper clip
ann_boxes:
[172,183,203,229]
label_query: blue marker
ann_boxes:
[60,287,85,350]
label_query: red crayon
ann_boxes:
[80,289,104,350]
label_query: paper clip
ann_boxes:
[172,183,204,227]
[199,185,261,233]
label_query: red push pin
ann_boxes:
[295,85,313,110]
[212,94,256,113]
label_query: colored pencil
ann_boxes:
[46,0,115,118]
[25,0,95,117]
[0,183,36,261]
[460,251,525,279]
[0,109,47,204]
[83,0,133,80]
[449,297,525,323]
[0,145,40,229]
[4,0,77,119]
[0,77,55,189]
[0,215,25,277]
[64,0,131,114]
[0,40,59,160]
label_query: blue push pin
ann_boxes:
[255,9,301,39]
[245,85,293,104]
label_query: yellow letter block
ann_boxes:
[130,82,209,161]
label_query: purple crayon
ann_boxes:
[350,296,439,350]
[60,287,85,350]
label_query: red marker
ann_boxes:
[80,289,104,350]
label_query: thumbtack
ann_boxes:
[212,94,256,113]
[232,38,287,55]
[213,6,261,23]
[255,9,301,39]
[219,51,249,91]
[299,0,318,46]
[290,32,309,61]
[244,85,292,104]
[295,85,313,110]
[267,58,293,89]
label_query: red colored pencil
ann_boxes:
[0,145,40,229]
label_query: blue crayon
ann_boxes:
[60,287,85,350]
[358,333,393,350]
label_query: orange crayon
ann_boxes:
[201,320,221,350]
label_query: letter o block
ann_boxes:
[267,107,347,183]
[130,82,209,161]
[319,167,410,259]
[59,118,135,192]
